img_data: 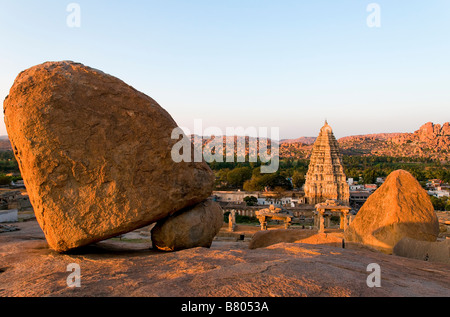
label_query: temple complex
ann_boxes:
[304,121,350,205]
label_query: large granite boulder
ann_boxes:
[345,170,439,254]
[151,200,223,251]
[4,61,215,252]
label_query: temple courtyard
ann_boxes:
[0,219,449,297]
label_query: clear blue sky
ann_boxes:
[0,0,449,139]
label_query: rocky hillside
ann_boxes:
[339,122,450,160]
[280,122,450,161]
[0,136,12,151]
[1,122,449,161]
[279,136,316,145]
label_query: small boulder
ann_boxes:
[151,200,223,251]
[345,170,439,254]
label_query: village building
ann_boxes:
[349,191,372,211]
[428,189,450,198]
[349,184,365,191]
[212,191,307,207]
[364,184,377,191]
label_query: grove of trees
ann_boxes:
[210,155,450,192]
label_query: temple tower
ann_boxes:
[304,121,349,205]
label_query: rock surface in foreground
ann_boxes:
[151,200,223,251]
[3,61,214,252]
[345,170,439,254]
[1,220,449,297]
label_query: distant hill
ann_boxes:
[1,122,449,161]
[0,136,12,151]
[280,122,450,161]
[280,137,316,145]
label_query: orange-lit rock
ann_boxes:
[151,200,223,251]
[249,229,343,249]
[3,61,214,252]
[345,170,439,254]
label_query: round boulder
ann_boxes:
[151,200,224,251]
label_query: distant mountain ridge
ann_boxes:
[280,137,316,145]
[1,122,449,161]
[280,122,450,161]
[0,135,12,151]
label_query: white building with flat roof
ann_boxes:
[428,190,450,198]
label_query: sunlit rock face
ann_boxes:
[151,200,223,252]
[345,170,439,254]
[4,61,214,252]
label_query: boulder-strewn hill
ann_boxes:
[280,122,450,161]
[0,135,12,151]
[1,122,449,161]
[280,136,316,145]
[339,122,449,160]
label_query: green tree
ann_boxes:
[243,172,292,191]
[243,196,258,206]
[430,196,448,211]
[0,174,12,186]
[292,171,306,189]
[226,166,252,188]
[214,168,230,189]
[362,168,377,184]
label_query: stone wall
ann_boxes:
[393,237,450,265]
